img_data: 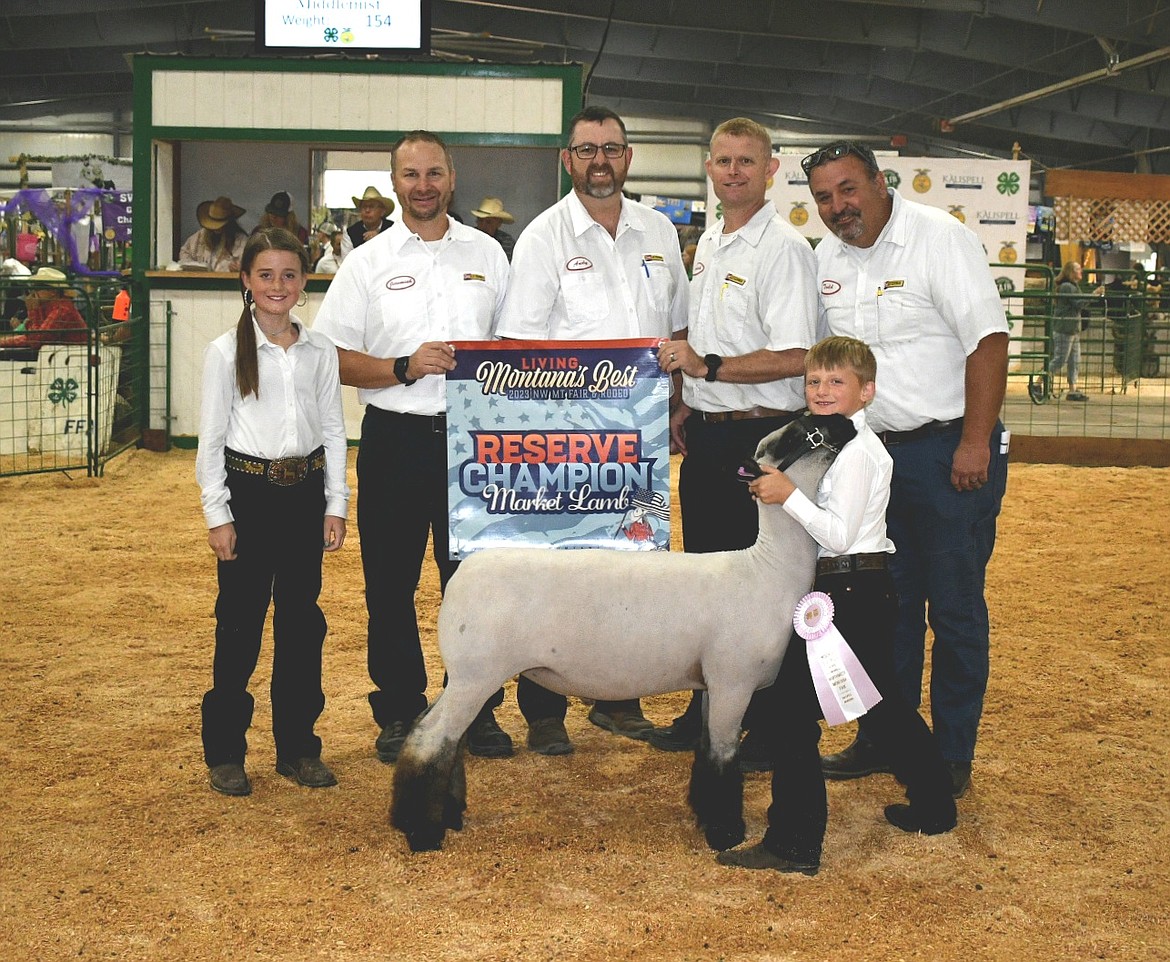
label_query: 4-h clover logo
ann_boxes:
[997,172,1020,196]
[48,377,79,406]
[324,27,339,42]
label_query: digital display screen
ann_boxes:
[255,1,430,55]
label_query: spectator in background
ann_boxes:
[471,197,517,261]
[339,186,396,262]
[180,196,248,272]
[314,228,343,275]
[1052,261,1103,401]
[256,191,310,248]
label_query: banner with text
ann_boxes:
[446,339,671,558]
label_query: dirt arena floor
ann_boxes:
[2,448,1167,961]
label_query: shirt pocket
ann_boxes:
[874,285,929,345]
[561,270,610,323]
[717,279,751,342]
[452,274,500,337]
[378,281,428,341]
[645,260,675,314]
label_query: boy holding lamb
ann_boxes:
[720,336,957,875]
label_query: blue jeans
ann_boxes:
[1051,329,1080,387]
[859,422,1008,762]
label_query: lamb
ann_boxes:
[390,413,857,853]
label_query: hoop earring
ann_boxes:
[243,288,253,306]
[296,291,308,307]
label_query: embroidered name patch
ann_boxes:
[821,279,842,295]
[463,273,486,282]
[566,256,593,271]
[724,273,747,286]
[643,253,665,264]
[883,279,906,290]
[386,275,415,291]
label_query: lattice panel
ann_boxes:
[1055,196,1170,243]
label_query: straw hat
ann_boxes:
[352,186,396,215]
[470,197,515,223]
[9,265,67,282]
[196,196,246,230]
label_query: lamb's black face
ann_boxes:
[750,413,857,474]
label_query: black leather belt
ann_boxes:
[368,407,447,433]
[878,418,963,446]
[225,446,325,486]
[816,552,890,576]
[696,406,792,423]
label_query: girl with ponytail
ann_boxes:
[195,227,350,798]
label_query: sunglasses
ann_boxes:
[566,142,628,160]
[800,142,879,176]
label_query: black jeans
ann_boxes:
[201,466,327,766]
[357,407,501,729]
[760,568,954,864]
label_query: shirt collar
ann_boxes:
[718,202,776,248]
[566,190,639,239]
[384,215,473,253]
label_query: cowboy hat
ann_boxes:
[352,186,396,215]
[470,197,515,223]
[8,265,67,282]
[196,196,246,230]
[264,191,293,217]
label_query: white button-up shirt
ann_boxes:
[496,191,688,340]
[196,315,350,529]
[312,218,509,415]
[782,408,895,558]
[814,189,1008,432]
[684,203,818,414]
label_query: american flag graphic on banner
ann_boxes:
[630,487,670,521]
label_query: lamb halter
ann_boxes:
[740,413,849,480]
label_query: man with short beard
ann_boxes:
[498,106,689,754]
[313,131,514,765]
[804,141,1009,800]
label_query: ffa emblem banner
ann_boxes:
[445,339,671,558]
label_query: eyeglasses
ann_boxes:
[800,142,879,176]
[566,142,628,160]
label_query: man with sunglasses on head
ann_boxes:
[498,105,689,755]
[803,140,1009,800]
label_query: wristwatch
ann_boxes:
[394,355,417,386]
[703,353,723,382]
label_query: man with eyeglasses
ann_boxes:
[648,117,817,764]
[498,105,689,755]
[803,140,1009,800]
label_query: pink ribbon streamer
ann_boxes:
[793,591,883,726]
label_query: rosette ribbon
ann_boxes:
[793,591,883,725]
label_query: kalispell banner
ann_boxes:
[445,338,671,558]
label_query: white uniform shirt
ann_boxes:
[683,203,818,414]
[814,189,1009,432]
[312,218,509,415]
[496,191,688,340]
[782,408,895,558]
[196,314,350,529]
